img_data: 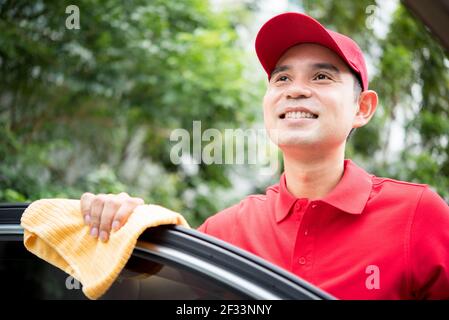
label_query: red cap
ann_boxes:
[255,12,368,91]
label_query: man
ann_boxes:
[79,13,449,299]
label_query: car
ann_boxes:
[0,203,334,300]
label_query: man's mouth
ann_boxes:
[279,111,319,119]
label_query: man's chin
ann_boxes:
[268,130,318,147]
[276,138,319,149]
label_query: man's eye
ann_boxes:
[314,73,331,80]
[276,75,288,82]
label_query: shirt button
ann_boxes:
[304,229,308,236]
[311,204,317,209]
[295,203,302,210]
[298,257,306,265]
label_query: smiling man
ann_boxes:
[80,13,449,299]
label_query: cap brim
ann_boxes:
[255,12,351,79]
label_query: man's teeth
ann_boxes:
[285,111,317,119]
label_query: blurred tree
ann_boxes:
[0,0,260,226]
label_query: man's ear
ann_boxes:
[353,90,378,128]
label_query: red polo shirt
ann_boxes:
[197,159,449,299]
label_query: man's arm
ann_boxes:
[409,187,449,299]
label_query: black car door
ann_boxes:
[0,203,334,300]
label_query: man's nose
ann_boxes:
[284,81,312,99]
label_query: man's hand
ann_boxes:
[80,192,144,242]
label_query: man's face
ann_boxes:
[263,43,360,153]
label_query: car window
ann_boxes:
[0,240,249,300]
[106,254,248,300]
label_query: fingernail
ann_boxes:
[99,231,108,242]
[112,220,120,232]
[84,215,91,225]
[90,227,98,238]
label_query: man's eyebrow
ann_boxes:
[270,65,291,78]
[270,63,341,78]
[311,63,340,74]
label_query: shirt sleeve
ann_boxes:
[410,186,449,299]
[195,202,241,242]
[196,219,208,233]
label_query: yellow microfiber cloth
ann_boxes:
[20,198,190,300]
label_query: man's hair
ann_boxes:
[352,71,363,100]
[346,71,363,141]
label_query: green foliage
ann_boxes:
[0,0,259,226]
